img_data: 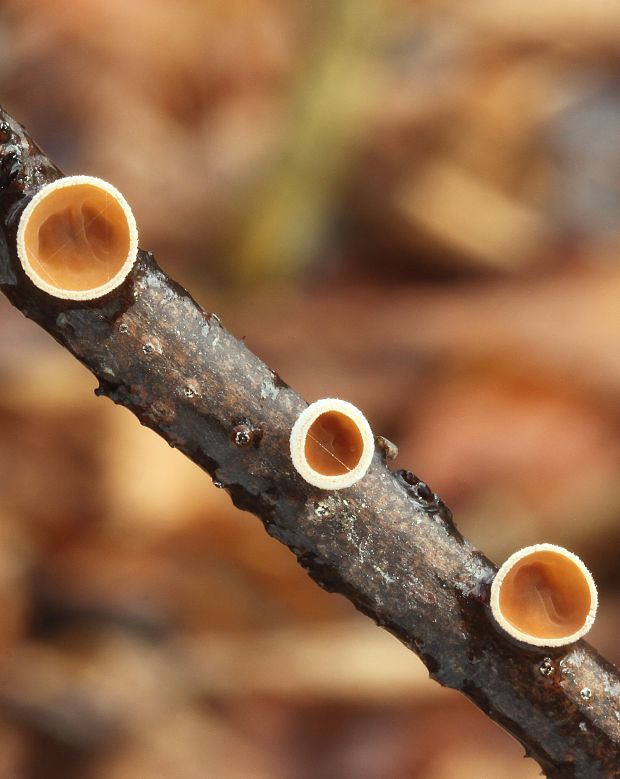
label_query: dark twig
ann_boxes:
[0,106,618,778]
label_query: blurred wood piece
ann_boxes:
[396,158,548,269]
[185,620,439,702]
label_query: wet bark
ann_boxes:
[0,106,619,778]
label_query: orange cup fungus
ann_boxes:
[17,175,138,300]
[290,398,374,490]
[490,543,597,647]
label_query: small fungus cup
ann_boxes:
[490,543,597,647]
[16,175,138,300]
[290,398,374,490]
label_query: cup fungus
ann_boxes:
[290,398,374,490]
[490,543,597,647]
[16,175,138,300]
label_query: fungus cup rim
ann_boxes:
[290,397,374,490]
[490,542,598,647]
[16,174,139,301]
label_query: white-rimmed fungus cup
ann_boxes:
[16,175,138,300]
[490,543,597,647]
[290,398,374,490]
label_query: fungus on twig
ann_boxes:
[490,543,598,647]
[2,106,620,777]
[290,398,374,490]
[17,175,138,300]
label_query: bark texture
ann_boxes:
[0,106,619,778]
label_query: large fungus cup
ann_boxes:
[16,175,138,300]
[290,398,374,490]
[490,543,597,647]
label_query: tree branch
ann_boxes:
[0,106,619,778]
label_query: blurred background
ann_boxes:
[0,0,619,776]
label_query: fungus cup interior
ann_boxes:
[305,410,364,476]
[23,182,132,292]
[498,550,592,639]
